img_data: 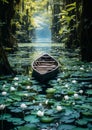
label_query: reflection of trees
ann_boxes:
[51,0,62,42]
[0,39,14,75]
[15,0,32,42]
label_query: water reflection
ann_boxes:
[9,43,62,75]
[32,11,52,43]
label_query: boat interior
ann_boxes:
[33,54,58,74]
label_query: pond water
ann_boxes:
[1,42,92,130]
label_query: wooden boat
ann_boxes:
[32,54,59,82]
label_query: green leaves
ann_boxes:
[8,117,24,125]
[57,124,76,130]
[1,0,9,4]
[86,90,92,95]
[66,2,76,12]
[18,125,38,130]
[76,119,88,126]
[46,88,56,94]
[0,114,11,120]
[24,115,40,123]
[40,116,54,123]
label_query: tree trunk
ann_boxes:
[81,0,92,61]
[76,0,82,47]
[0,42,15,75]
[65,0,77,48]
[0,0,20,75]
[0,0,18,48]
[52,0,61,42]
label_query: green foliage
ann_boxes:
[52,1,78,44]
[59,2,76,35]
[24,115,40,123]
[40,116,54,123]
[66,2,76,9]
[1,0,9,3]
[86,90,92,95]
[18,126,38,130]
[76,119,88,126]
[57,124,76,130]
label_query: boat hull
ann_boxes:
[32,54,59,82]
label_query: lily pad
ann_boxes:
[40,116,54,123]
[18,126,38,130]
[86,90,92,95]
[68,91,75,95]
[57,124,76,130]
[10,108,22,113]
[82,111,92,117]
[11,95,21,101]
[60,116,75,123]
[25,124,39,130]
[76,119,88,126]
[71,128,89,130]
[0,114,11,120]
[7,117,24,125]
[24,115,39,123]
[46,88,56,94]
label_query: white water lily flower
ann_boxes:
[80,67,84,70]
[72,80,77,83]
[20,103,27,109]
[14,77,19,81]
[41,129,47,130]
[2,91,7,96]
[39,103,42,106]
[65,84,69,88]
[33,100,36,103]
[79,90,83,94]
[86,70,89,72]
[56,106,63,111]
[72,102,75,105]
[89,84,92,87]
[24,93,28,97]
[56,123,59,126]
[2,84,6,88]
[45,100,49,105]
[73,66,76,68]
[14,82,18,86]
[26,86,30,89]
[37,110,44,117]
[57,78,61,82]
[10,87,16,91]
[28,78,30,81]
[0,104,6,110]
[74,93,79,99]
[64,95,69,100]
